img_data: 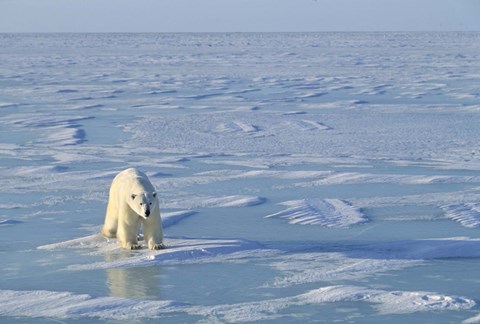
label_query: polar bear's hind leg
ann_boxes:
[102,199,118,238]
[101,225,117,238]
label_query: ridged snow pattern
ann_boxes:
[442,203,480,228]
[266,198,367,227]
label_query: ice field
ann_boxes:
[1,32,480,323]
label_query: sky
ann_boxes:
[0,0,479,33]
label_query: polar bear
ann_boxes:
[101,168,165,250]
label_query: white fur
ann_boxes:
[102,168,165,250]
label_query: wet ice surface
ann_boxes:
[1,32,480,323]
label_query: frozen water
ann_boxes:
[1,32,480,323]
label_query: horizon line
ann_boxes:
[1,30,479,34]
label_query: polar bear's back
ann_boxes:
[111,168,155,196]
[114,167,147,182]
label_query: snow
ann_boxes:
[0,285,473,321]
[165,195,266,209]
[266,198,367,227]
[1,32,480,323]
[186,286,475,322]
[0,289,182,320]
[442,203,480,228]
[125,108,480,159]
[299,286,475,315]
[290,172,480,187]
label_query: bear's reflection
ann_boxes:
[105,252,161,299]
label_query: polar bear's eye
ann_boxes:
[131,194,137,200]
[139,202,143,206]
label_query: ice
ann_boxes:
[266,252,421,287]
[37,209,197,251]
[266,198,367,227]
[161,210,198,227]
[68,238,264,270]
[38,208,265,269]
[465,314,480,324]
[1,32,480,323]
[266,237,480,287]
[0,219,23,226]
[39,235,265,270]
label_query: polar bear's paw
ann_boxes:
[150,243,167,250]
[122,242,142,250]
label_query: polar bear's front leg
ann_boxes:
[117,219,141,250]
[142,214,165,250]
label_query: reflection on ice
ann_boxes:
[105,255,161,300]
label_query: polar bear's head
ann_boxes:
[129,191,157,219]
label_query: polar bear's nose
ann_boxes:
[145,209,150,217]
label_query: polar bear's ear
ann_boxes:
[131,194,137,200]
[152,192,157,198]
